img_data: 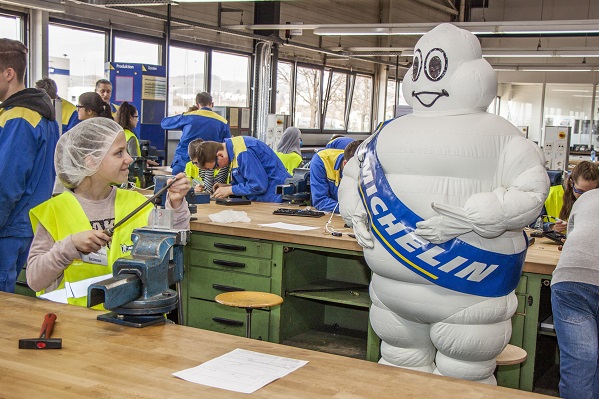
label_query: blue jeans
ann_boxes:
[0,236,32,293]
[552,281,599,399]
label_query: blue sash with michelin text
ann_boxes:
[357,133,526,297]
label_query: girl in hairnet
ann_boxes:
[26,118,190,307]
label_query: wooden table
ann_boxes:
[0,292,553,399]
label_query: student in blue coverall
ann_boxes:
[0,39,60,293]
[161,92,231,178]
[35,77,80,133]
[325,135,355,150]
[95,79,119,118]
[310,140,362,213]
[190,136,291,203]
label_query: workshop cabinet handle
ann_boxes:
[213,242,247,251]
[213,284,245,292]
[212,317,244,327]
[213,259,246,268]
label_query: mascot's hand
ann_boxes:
[352,217,374,248]
[414,203,473,244]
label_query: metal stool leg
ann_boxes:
[245,308,253,338]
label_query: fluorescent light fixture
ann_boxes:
[492,64,599,72]
[310,20,599,36]
[483,48,599,58]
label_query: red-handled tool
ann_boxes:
[19,313,62,349]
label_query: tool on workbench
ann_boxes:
[276,168,311,205]
[88,174,192,328]
[19,313,62,350]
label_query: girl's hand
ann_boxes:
[553,220,567,233]
[212,185,234,199]
[167,172,191,208]
[72,230,111,254]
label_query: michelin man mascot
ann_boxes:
[338,23,548,384]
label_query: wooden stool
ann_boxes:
[497,344,528,366]
[215,291,283,338]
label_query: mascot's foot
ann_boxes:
[378,358,436,374]
[433,368,497,385]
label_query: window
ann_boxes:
[348,74,372,132]
[211,51,249,107]
[0,14,21,40]
[115,37,161,65]
[544,84,595,147]
[168,46,207,116]
[323,70,347,130]
[385,78,397,121]
[276,61,292,115]
[499,84,543,143]
[295,65,321,129]
[49,24,105,103]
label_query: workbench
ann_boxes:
[0,292,555,399]
[185,202,562,392]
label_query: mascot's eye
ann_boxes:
[412,49,423,82]
[424,48,448,81]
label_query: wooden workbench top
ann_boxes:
[1,292,553,399]
[190,202,561,274]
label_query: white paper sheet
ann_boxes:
[173,348,308,394]
[258,222,319,231]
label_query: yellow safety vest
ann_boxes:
[29,189,152,308]
[124,129,142,187]
[317,148,344,186]
[275,151,302,175]
[544,184,565,222]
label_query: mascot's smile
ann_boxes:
[412,89,449,108]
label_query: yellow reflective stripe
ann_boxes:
[231,136,247,170]
[318,149,343,185]
[0,107,42,128]
[185,109,228,124]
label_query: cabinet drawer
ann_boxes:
[187,298,270,340]
[190,234,272,259]
[188,267,272,300]
[189,250,271,276]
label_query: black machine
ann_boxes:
[276,168,311,205]
[128,140,162,189]
[153,175,210,217]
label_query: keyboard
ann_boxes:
[273,208,326,218]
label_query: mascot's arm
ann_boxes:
[416,138,549,244]
[338,157,374,248]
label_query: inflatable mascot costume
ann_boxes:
[339,23,549,384]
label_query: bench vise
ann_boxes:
[87,227,190,327]
[276,168,311,205]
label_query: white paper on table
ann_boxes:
[172,348,308,394]
[258,222,319,231]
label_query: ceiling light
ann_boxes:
[492,64,599,72]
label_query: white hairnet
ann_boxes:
[55,118,123,189]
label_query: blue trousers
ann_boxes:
[552,281,599,399]
[0,236,32,293]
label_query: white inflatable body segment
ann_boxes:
[338,23,549,383]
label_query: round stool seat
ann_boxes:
[215,291,283,309]
[496,344,527,366]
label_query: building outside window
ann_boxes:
[168,46,206,116]
[48,24,105,104]
[211,51,249,107]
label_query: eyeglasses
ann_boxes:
[76,105,85,109]
[132,115,139,119]
[572,182,587,195]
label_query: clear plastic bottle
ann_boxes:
[591,149,596,162]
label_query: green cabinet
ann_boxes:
[183,232,380,361]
